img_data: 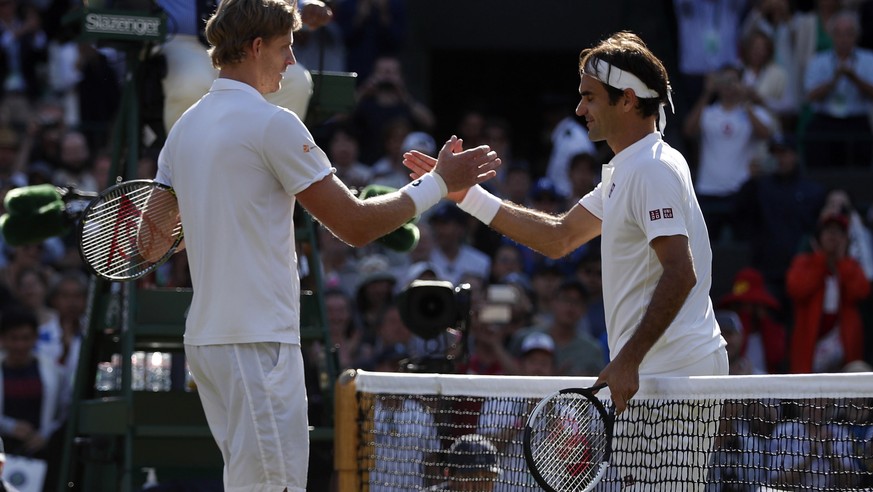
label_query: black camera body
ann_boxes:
[396,280,472,340]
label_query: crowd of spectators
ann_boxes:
[0,0,872,489]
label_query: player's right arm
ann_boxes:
[488,200,601,259]
[403,148,601,258]
[299,136,500,247]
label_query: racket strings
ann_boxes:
[80,184,181,279]
[530,394,610,491]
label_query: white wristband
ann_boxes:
[458,185,501,225]
[401,172,447,216]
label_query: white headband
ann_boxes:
[583,57,674,134]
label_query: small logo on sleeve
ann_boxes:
[662,208,673,219]
[649,209,661,221]
[303,144,311,153]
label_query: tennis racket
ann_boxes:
[524,383,615,492]
[77,179,183,281]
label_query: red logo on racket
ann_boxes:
[106,194,142,267]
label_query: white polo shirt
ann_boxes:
[580,133,725,374]
[156,78,333,345]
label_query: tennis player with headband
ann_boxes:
[404,31,728,489]
[153,1,500,490]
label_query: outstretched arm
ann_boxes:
[300,136,500,247]
[404,147,600,258]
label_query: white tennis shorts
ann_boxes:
[185,343,309,492]
[601,348,729,491]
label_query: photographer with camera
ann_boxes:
[351,54,435,165]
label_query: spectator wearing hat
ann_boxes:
[372,129,436,191]
[428,203,490,287]
[733,132,826,307]
[786,213,871,373]
[354,254,397,345]
[426,433,501,491]
[517,331,555,377]
[719,267,787,373]
[0,437,21,492]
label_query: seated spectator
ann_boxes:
[370,391,440,491]
[488,244,525,285]
[819,188,873,281]
[476,334,552,492]
[769,398,859,489]
[567,151,600,205]
[732,133,826,307]
[574,244,607,362]
[740,29,789,117]
[707,397,777,488]
[354,254,397,343]
[786,213,871,373]
[372,126,431,191]
[0,127,26,189]
[315,287,370,372]
[460,294,520,377]
[718,267,787,373]
[325,124,372,191]
[428,203,490,287]
[512,280,603,377]
[716,309,765,375]
[425,433,501,492]
[52,130,98,192]
[0,305,66,475]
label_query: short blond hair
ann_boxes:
[205,0,302,69]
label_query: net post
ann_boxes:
[335,368,361,492]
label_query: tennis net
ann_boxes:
[334,370,873,491]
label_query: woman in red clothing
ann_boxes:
[786,213,871,373]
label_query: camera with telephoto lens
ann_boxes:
[395,280,472,373]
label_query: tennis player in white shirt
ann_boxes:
[404,31,728,490]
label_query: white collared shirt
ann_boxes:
[157,78,333,345]
[580,133,725,374]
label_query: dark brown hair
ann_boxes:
[579,31,671,120]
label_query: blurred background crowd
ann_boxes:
[0,0,872,488]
